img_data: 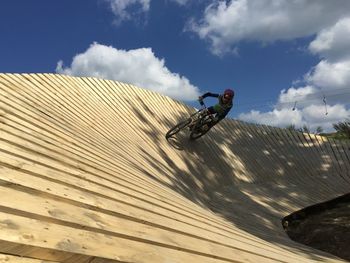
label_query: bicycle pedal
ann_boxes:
[201,124,209,131]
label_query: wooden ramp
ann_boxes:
[0,73,349,262]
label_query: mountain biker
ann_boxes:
[196,88,234,131]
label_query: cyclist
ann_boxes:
[195,88,234,131]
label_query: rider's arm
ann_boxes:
[202,92,219,99]
[199,92,220,106]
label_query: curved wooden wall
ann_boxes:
[0,73,349,262]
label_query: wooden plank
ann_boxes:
[303,133,345,195]
[0,152,300,258]
[312,134,345,186]
[327,138,350,183]
[213,119,254,183]
[0,254,57,263]
[319,135,350,185]
[259,125,294,180]
[0,75,233,230]
[1,73,349,263]
[0,184,309,263]
[273,128,318,190]
[232,121,273,181]
[1,211,247,263]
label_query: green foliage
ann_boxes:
[333,119,350,139]
[286,124,297,131]
[284,120,350,141]
[285,124,311,133]
[301,125,310,133]
[315,126,323,134]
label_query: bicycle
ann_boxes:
[166,102,215,140]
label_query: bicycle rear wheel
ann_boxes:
[166,118,192,139]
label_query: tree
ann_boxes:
[333,119,350,139]
[315,126,323,134]
[286,124,297,131]
[302,125,310,133]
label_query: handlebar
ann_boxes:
[198,99,216,121]
[199,99,206,109]
[198,100,214,118]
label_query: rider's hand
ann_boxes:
[198,96,204,106]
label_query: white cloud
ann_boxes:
[303,104,349,121]
[79,1,349,131]
[301,104,350,131]
[303,18,350,107]
[277,86,318,108]
[105,0,192,24]
[306,60,350,90]
[105,0,151,25]
[309,17,350,61]
[239,104,350,132]
[241,66,350,131]
[239,67,350,132]
[169,0,190,6]
[239,108,305,128]
[238,61,350,132]
[214,1,350,131]
[56,43,200,101]
[188,0,350,55]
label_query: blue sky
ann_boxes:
[1,0,350,132]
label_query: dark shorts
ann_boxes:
[206,106,219,128]
[207,106,217,115]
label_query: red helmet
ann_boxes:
[223,88,234,99]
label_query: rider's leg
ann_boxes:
[207,106,216,115]
[190,107,214,131]
[206,117,217,130]
[200,107,218,131]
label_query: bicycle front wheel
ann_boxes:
[166,118,192,139]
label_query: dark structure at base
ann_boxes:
[283,194,350,261]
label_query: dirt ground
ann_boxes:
[283,194,350,262]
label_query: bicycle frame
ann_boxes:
[165,101,214,140]
[192,102,214,124]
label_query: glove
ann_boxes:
[198,96,204,105]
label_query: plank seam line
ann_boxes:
[0,204,289,263]
[0,180,303,261]
[0,112,253,228]
[0,143,269,242]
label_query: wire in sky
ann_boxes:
[236,87,350,112]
